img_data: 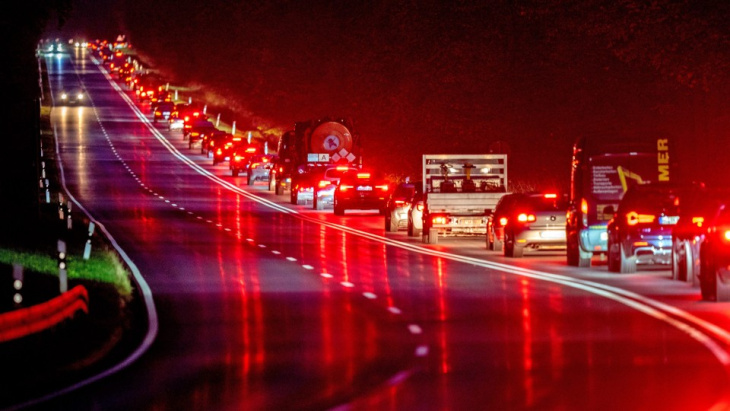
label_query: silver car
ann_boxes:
[500,192,568,257]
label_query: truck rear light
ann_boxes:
[692,217,704,227]
[216,149,222,155]
[432,216,448,225]
[723,229,730,242]
[517,213,536,222]
[634,241,649,247]
[626,211,655,226]
[581,198,588,215]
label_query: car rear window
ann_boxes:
[519,196,568,211]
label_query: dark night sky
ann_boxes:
[49,0,730,190]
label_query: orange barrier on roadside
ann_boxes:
[0,285,89,342]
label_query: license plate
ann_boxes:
[659,216,679,225]
[540,231,565,239]
[357,186,372,191]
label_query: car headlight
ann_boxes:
[77,93,84,100]
[61,93,68,100]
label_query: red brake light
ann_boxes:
[499,217,508,226]
[245,147,256,153]
[376,184,389,191]
[340,184,353,191]
[357,173,370,179]
[517,213,536,222]
[544,193,557,198]
[692,217,704,227]
[580,198,588,214]
[336,166,349,171]
[318,180,329,188]
[416,204,424,212]
[432,216,448,225]
[725,230,730,241]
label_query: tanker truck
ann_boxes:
[269,117,362,198]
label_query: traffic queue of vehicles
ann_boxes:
[83,37,730,302]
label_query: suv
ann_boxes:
[672,186,730,284]
[291,165,327,206]
[313,165,360,210]
[697,203,730,301]
[607,183,680,273]
[333,171,390,216]
[186,120,217,149]
[385,182,418,232]
[491,192,568,258]
[153,101,175,123]
[230,145,258,177]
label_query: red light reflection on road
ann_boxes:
[520,278,534,407]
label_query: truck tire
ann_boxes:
[493,239,503,252]
[275,180,282,195]
[291,190,297,205]
[247,174,253,186]
[672,240,691,282]
[607,239,620,272]
[619,242,637,273]
[334,203,345,216]
[232,168,239,177]
[567,234,591,267]
[486,230,493,250]
[268,177,275,192]
[504,233,523,257]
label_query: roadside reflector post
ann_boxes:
[174,89,178,100]
[203,104,207,115]
[58,193,65,221]
[12,264,23,305]
[58,240,67,293]
[216,113,221,127]
[165,82,169,91]
[248,131,252,144]
[232,121,236,135]
[83,221,95,260]
[41,161,46,179]
[66,201,73,230]
[45,179,50,204]
[188,97,192,104]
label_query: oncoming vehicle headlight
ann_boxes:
[61,93,68,100]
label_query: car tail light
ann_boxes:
[581,198,588,215]
[155,110,161,116]
[318,180,329,188]
[191,132,199,137]
[216,149,222,155]
[234,156,242,162]
[626,211,655,226]
[499,217,508,226]
[432,216,448,225]
[340,184,354,191]
[395,200,406,206]
[357,173,370,179]
[376,184,389,191]
[416,203,424,212]
[725,230,730,242]
[245,147,256,153]
[544,193,557,198]
[517,213,536,222]
[336,166,350,171]
[692,217,704,227]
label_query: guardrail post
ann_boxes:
[58,240,67,293]
[83,221,95,260]
[12,264,23,306]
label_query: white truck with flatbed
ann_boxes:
[417,154,509,244]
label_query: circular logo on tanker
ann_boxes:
[324,134,341,150]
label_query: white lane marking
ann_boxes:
[320,273,333,278]
[415,346,429,357]
[112,62,730,368]
[271,251,281,255]
[341,281,354,288]
[302,265,314,270]
[388,307,402,315]
[286,257,297,262]
[408,325,422,335]
[363,292,377,300]
[258,244,266,248]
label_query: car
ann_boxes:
[269,156,294,194]
[212,135,244,165]
[407,191,425,237]
[167,103,192,131]
[489,192,568,258]
[245,154,276,185]
[182,108,209,136]
[385,181,419,232]
[200,129,229,156]
[153,101,175,123]
[187,120,218,149]
[58,88,85,105]
[607,183,681,273]
[230,145,259,177]
[333,171,390,216]
[671,186,730,284]
[290,165,327,206]
[313,165,360,210]
[697,202,730,301]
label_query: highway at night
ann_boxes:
[28,40,730,411]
